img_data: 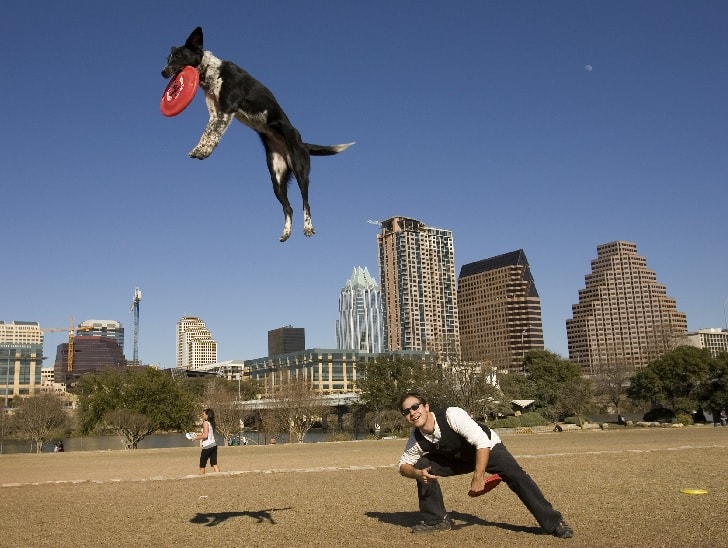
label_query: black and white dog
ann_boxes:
[161,27,353,242]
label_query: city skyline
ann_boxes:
[7,234,724,369]
[4,3,727,367]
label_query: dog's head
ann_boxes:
[161,26,204,79]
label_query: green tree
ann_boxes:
[627,346,713,414]
[360,355,460,407]
[14,393,68,453]
[103,408,155,449]
[77,368,197,446]
[695,352,728,416]
[498,371,535,401]
[521,350,592,421]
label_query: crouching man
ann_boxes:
[397,391,573,538]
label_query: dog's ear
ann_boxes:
[185,27,204,52]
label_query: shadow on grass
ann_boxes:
[365,509,543,535]
[190,507,293,527]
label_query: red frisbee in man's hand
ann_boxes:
[160,66,199,117]
[468,474,502,497]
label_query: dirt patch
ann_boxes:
[3,427,727,547]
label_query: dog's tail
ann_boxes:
[306,142,355,156]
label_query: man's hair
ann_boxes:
[398,391,428,409]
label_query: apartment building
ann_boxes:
[176,316,218,370]
[0,320,44,401]
[268,326,305,357]
[458,249,544,372]
[566,241,687,374]
[686,328,728,357]
[377,216,460,361]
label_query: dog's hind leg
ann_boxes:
[292,155,314,238]
[264,139,295,242]
[276,122,315,238]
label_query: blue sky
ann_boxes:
[3,2,727,367]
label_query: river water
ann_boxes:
[0,429,357,454]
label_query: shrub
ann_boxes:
[324,432,354,442]
[643,408,676,423]
[675,412,693,426]
[642,407,675,422]
[488,412,548,429]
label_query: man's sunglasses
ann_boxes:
[401,402,423,416]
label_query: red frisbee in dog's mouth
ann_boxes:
[160,66,199,117]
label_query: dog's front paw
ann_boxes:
[189,146,210,160]
[303,226,315,238]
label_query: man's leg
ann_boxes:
[485,443,564,533]
[414,455,472,523]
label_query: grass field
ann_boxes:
[2,426,726,547]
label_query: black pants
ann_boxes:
[199,445,218,468]
[413,442,562,533]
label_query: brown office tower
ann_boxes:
[566,241,687,375]
[376,217,460,361]
[457,249,544,372]
[268,326,306,357]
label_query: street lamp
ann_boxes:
[1,348,16,456]
[4,348,14,409]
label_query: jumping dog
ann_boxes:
[162,27,353,242]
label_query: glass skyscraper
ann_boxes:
[336,267,383,353]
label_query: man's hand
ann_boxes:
[470,475,486,493]
[419,466,440,485]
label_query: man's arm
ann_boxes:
[470,447,491,492]
[399,463,440,483]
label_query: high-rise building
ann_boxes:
[566,241,688,374]
[458,249,544,371]
[0,321,44,401]
[176,316,218,370]
[336,267,384,353]
[77,320,125,352]
[54,336,126,385]
[686,328,728,357]
[268,326,305,357]
[377,216,460,361]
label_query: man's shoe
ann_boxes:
[553,521,574,539]
[411,518,452,533]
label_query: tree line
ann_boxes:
[4,346,727,452]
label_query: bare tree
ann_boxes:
[14,393,68,453]
[443,361,501,415]
[102,408,155,449]
[201,380,245,445]
[267,379,328,443]
[592,359,634,415]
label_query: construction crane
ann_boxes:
[41,315,75,372]
[129,288,142,365]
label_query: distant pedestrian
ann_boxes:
[54,440,64,452]
[189,409,220,474]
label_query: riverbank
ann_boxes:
[3,427,726,547]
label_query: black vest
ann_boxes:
[413,408,492,464]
